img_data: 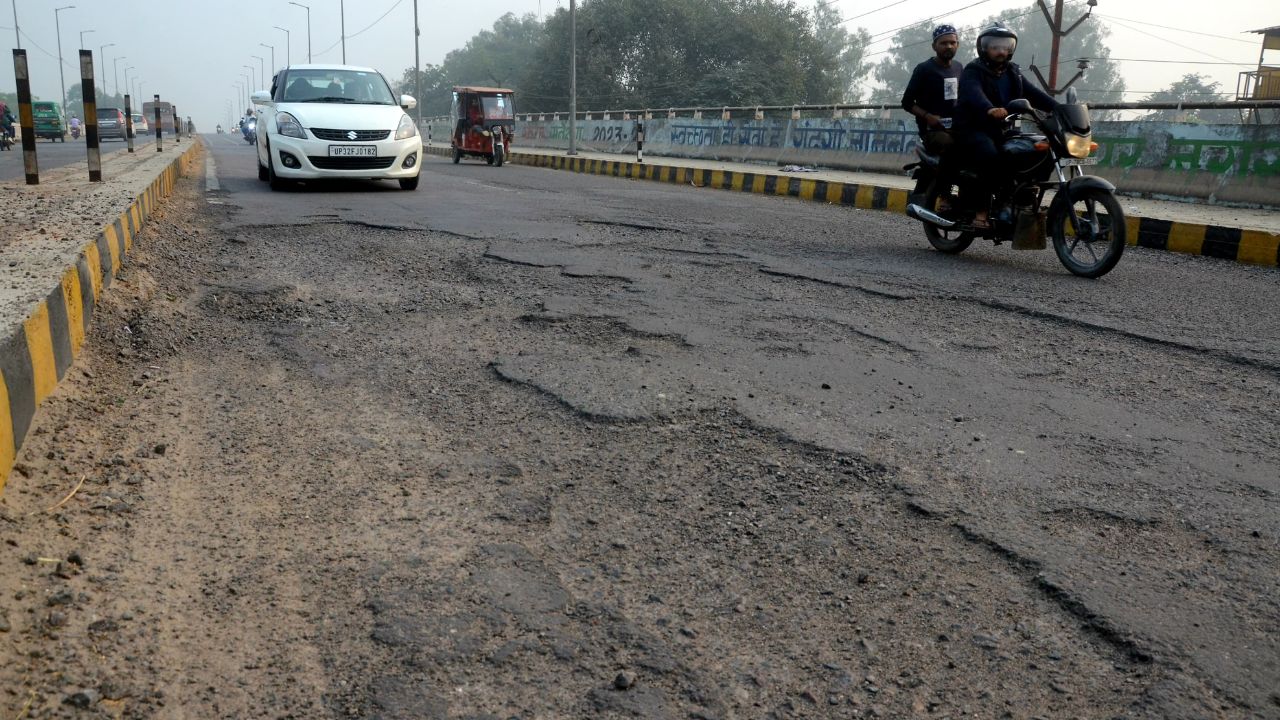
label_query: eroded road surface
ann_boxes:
[1,134,1277,719]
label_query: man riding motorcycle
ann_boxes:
[953,24,1058,228]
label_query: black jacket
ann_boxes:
[954,58,1057,136]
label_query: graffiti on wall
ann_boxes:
[1096,136,1280,176]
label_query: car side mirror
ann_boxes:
[1007,98,1033,114]
[250,90,272,105]
[400,94,417,110]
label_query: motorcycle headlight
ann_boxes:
[276,112,305,139]
[1066,132,1093,159]
[394,114,418,140]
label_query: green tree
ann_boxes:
[813,1,873,102]
[520,0,844,113]
[1140,73,1238,123]
[869,6,1125,118]
[395,63,451,117]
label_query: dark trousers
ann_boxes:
[910,129,955,197]
[955,130,1004,212]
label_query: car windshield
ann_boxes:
[96,109,119,119]
[281,69,396,105]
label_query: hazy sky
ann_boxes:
[1,0,1275,128]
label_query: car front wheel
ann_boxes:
[399,174,420,191]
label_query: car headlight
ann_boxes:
[395,114,418,140]
[276,112,305,139]
[1065,133,1093,159]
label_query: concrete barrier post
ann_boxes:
[635,119,644,164]
[124,93,135,153]
[12,50,40,185]
[78,50,101,182]
[173,105,181,142]
[154,95,163,152]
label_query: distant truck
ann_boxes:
[32,101,66,141]
[140,101,176,134]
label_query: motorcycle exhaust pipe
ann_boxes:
[906,203,957,229]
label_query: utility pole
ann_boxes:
[340,0,346,64]
[412,0,421,128]
[54,6,74,122]
[11,0,19,48]
[567,0,577,156]
[1029,0,1097,95]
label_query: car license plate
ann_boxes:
[1061,157,1099,166]
[329,145,376,157]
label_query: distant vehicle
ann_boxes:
[140,101,176,134]
[252,64,422,191]
[131,113,150,134]
[32,101,67,141]
[450,86,515,166]
[96,107,127,141]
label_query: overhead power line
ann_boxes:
[1092,14,1258,45]
[314,0,406,58]
[1099,16,1237,64]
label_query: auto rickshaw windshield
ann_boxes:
[482,95,513,120]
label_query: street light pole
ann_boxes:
[252,55,264,88]
[78,28,92,49]
[274,26,290,67]
[113,56,125,97]
[54,6,74,121]
[340,0,345,64]
[11,0,19,48]
[567,0,577,156]
[260,43,274,78]
[99,43,114,100]
[289,2,311,63]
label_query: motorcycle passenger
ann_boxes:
[902,24,962,158]
[954,24,1058,228]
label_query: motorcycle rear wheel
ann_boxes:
[1050,187,1126,279]
[923,180,974,254]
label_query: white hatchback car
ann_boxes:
[251,64,422,190]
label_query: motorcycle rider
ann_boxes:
[0,103,15,149]
[954,23,1058,228]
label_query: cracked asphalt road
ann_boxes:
[0,133,1276,719]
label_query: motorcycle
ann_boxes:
[243,117,257,145]
[905,88,1126,279]
[70,124,81,140]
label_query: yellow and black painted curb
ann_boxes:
[0,143,200,491]
[425,145,1280,269]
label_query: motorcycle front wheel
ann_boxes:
[1050,187,1126,279]
[923,179,974,254]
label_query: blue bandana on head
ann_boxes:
[933,24,958,41]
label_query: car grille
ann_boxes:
[310,128,390,141]
[308,156,397,170]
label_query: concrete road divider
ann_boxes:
[425,145,1280,269]
[0,141,201,490]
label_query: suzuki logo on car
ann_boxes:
[347,130,358,140]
